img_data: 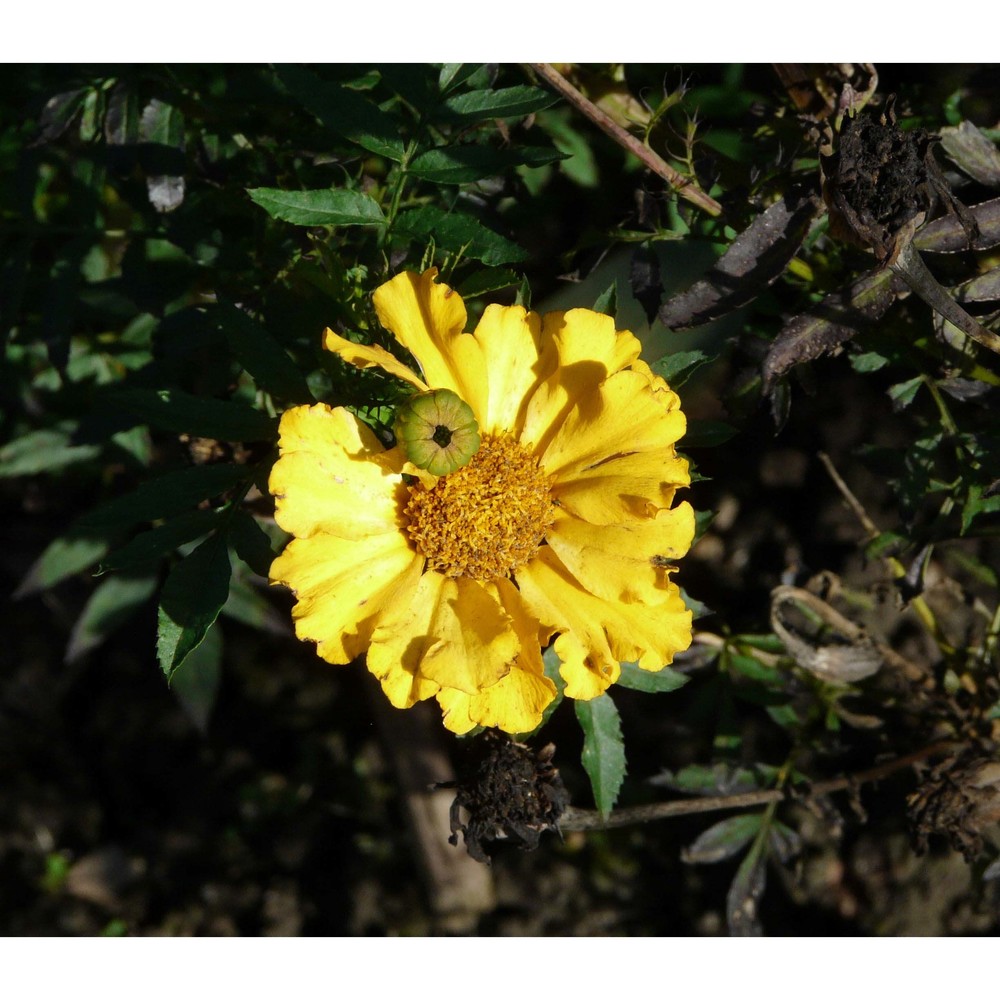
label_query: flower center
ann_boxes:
[404,434,555,581]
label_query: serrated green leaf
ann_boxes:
[592,280,617,317]
[15,531,114,598]
[169,621,222,733]
[616,661,689,693]
[888,375,924,411]
[157,532,232,680]
[229,511,277,577]
[393,205,528,265]
[0,428,101,477]
[98,509,220,574]
[575,692,626,818]
[652,350,712,388]
[277,65,406,161]
[850,350,890,373]
[683,813,763,865]
[441,86,558,124]
[456,268,520,299]
[408,145,565,184]
[217,302,314,403]
[78,463,246,531]
[246,187,386,227]
[108,388,276,442]
[65,573,158,664]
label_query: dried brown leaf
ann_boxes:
[914,196,1000,253]
[939,121,1000,188]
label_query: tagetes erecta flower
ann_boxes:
[269,269,695,734]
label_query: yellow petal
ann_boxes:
[270,530,424,666]
[516,546,692,699]
[539,369,686,480]
[545,503,696,605]
[552,447,690,523]
[372,269,488,421]
[436,577,557,734]
[367,572,519,703]
[269,404,407,541]
[470,304,544,435]
[521,309,642,451]
[322,328,428,391]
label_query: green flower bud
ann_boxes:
[394,388,481,476]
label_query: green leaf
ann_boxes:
[393,205,528,265]
[169,620,222,733]
[221,571,288,635]
[78,463,246,531]
[15,531,113,598]
[456,268,520,299]
[98,509,221,574]
[217,302,314,403]
[0,428,101,477]
[65,573,158,664]
[683,420,737,448]
[109,388,276,441]
[441,86,558,124]
[727,836,767,936]
[515,275,532,310]
[652,350,712,388]
[575,692,626,818]
[888,375,924,411]
[850,350,890,373]
[592,280,617,317]
[277,65,405,161]
[246,187,386,227]
[157,532,232,680]
[229,511,277,577]
[437,64,485,95]
[616,661,689,693]
[682,813,763,865]
[408,145,565,184]
[962,481,1000,535]
[650,761,781,796]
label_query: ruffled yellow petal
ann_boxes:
[322,328,428,391]
[367,572,519,708]
[436,577,558,734]
[372,269,489,422]
[552,447,690,523]
[270,529,423,666]
[269,404,407,541]
[539,369,686,480]
[470,304,544,435]
[545,503,696,606]
[521,309,642,451]
[516,546,692,700]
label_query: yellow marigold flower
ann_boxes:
[269,268,695,735]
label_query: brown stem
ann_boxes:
[558,741,955,831]
[528,63,723,218]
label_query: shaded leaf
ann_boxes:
[438,64,484,95]
[954,266,1000,304]
[652,350,712,388]
[683,813,763,865]
[66,573,158,664]
[34,87,89,144]
[660,190,820,330]
[229,511,277,577]
[683,420,737,448]
[109,387,277,441]
[616,661,689,693]
[98,509,220,574]
[650,762,780,796]
[762,267,905,393]
[575,692,626,818]
[849,350,889,373]
[630,244,662,323]
[393,205,528,265]
[169,621,222,734]
[408,145,565,184]
[592,279,617,317]
[940,121,1000,187]
[157,532,232,680]
[217,302,314,403]
[246,187,385,227]
[277,65,405,161]
[915,196,1000,253]
[0,427,100,477]
[727,839,767,936]
[15,531,113,598]
[220,571,288,635]
[456,268,520,299]
[441,86,557,124]
[768,821,803,864]
[962,481,1000,535]
[78,463,246,531]
[888,375,924,411]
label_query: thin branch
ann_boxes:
[528,63,723,218]
[558,741,954,831]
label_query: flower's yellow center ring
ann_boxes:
[404,434,555,581]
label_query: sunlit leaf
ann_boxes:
[441,86,557,124]
[575,692,626,818]
[246,187,386,227]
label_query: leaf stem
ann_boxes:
[528,63,723,218]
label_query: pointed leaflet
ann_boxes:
[65,573,158,664]
[408,146,565,184]
[169,621,222,734]
[659,191,820,330]
[682,813,763,865]
[441,86,558,124]
[157,532,232,680]
[109,387,277,441]
[247,188,385,228]
[575,691,627,818]
[615,661,689,693]
[393,205,528,265]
